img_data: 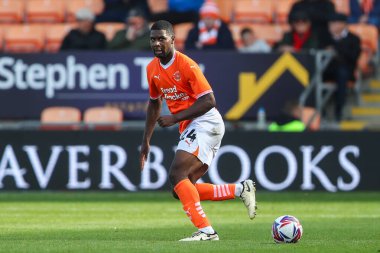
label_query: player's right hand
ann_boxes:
[140,142,150,171]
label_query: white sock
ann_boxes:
[199,226,215,234]
[234,183,243,197]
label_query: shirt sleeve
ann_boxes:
[185,61,213,99]
[147,66,161,100]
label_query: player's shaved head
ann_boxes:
[151,20,174,36]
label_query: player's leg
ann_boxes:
[188,165,238,201]
[189,166,257,219]
[170,163,208,199]
[169,150,219,241]
[171,165,237,201]
[186,134,257,219]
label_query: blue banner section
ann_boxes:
[0,52,314,120]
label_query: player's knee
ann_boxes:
[171,189,179,200]
[169,170,177,185]
[169,168,182,185]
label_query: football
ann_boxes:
[271,215,303,243]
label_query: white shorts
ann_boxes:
[176,108,225,166]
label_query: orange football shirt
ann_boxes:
[147,51,213,133]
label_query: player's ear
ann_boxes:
[171,35,175,44]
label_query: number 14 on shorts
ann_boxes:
[180,129,197,143]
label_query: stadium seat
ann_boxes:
[3,24,45,53]
[0,0,24,23]
[230,23,289,48]
[25,0,65,23]
[173,22,194,51]
[41,106,82,130]
[273,0,298,23]
[147,0,168,14]
[95,22,125,41]
[331,0,350,15]
[66,0,104,22]
[234,0,273,23]
[216,0,234,22]
[83,107,123,130]
[45,23,76,52]
[0,24,7,50]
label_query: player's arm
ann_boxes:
[140,98,162,170]
[157,92,215,127]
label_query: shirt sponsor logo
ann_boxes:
[160,85,189,101]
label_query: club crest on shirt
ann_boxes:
[173,71,181,82]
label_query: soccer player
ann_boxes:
[140,20,257,241]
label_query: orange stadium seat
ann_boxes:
[66,0,104,22]
[234,0,273,23]
[216,0,234,22]
[331,0,350,15]
[95,22,125,41]
[0,28,3,50]
[25,0,65,23]
[0,24,9,49]
[230,23,289,48]
[0,0,24,23]
[41,107,82,130]
[147,0,168,14]
[174,22,194,51]
[45,23,76,52]
[83,107,123,130]
[273,0,298,23]
[3,24,45,53]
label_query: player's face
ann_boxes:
[150,30,174,59]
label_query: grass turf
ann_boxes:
[0,192,379,253]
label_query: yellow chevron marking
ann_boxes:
[225,53,309,120]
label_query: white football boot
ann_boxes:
[179,231,219,241]
[240,179,257,219]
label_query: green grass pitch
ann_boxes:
[0,191,379,253]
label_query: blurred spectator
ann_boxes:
[60,8,106,51]
[268,101,306,132]
[275,11,319,53]
[324,13,361,121]
[96,0,150,23]
[238,27,271,53]
[150,0,204,25]
[108,8,151,51]
[289,0,335,47]
[348,0,380,27]
[185,0,235,50]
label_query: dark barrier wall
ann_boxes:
[0,52,313,120]
[0,131,378,192]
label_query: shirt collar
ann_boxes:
[160,50,176,69]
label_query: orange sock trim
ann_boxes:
[195,183,236,201]
[174,179,210,229]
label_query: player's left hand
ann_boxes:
[157,115,177,127]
